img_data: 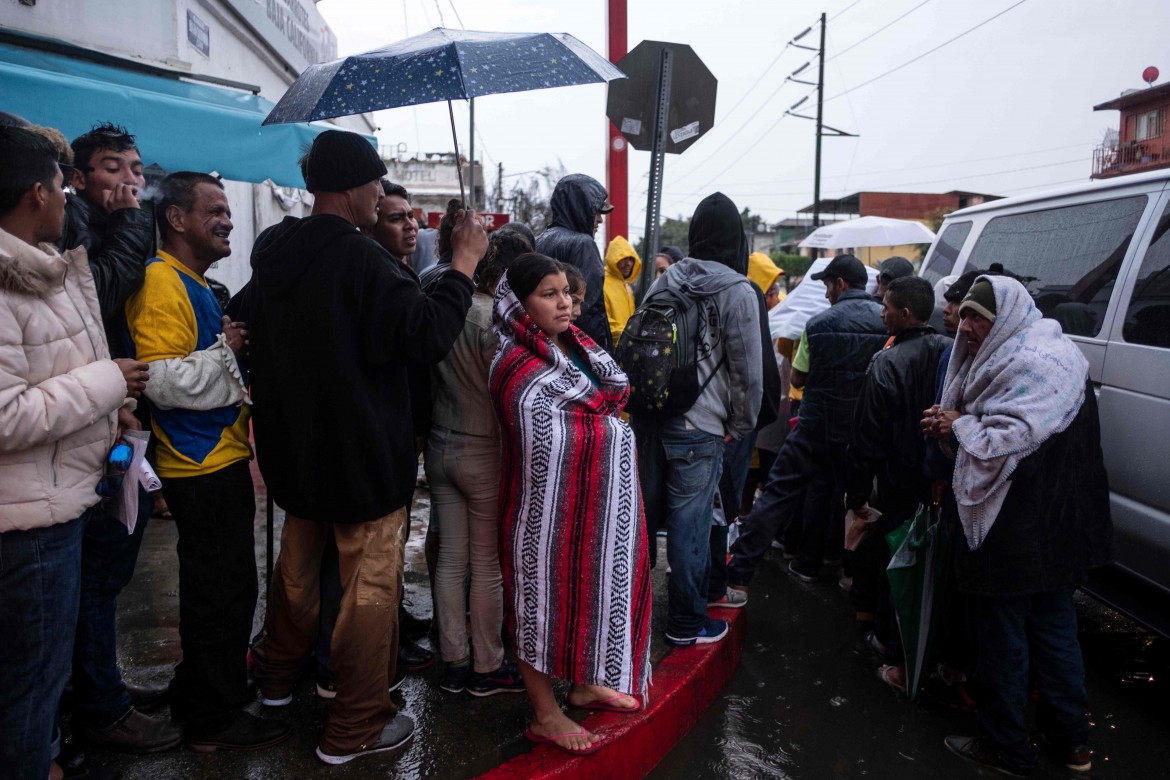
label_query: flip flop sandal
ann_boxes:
[568,692,642,713]
[877,664,907,694]
[523,726,604,756]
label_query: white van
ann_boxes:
[920,168,1170,632]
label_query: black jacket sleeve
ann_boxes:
[754,289,783,431]
[356,239,475,366]
[61,202,154,323]
[844,355,893,509]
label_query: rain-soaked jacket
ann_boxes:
[603,235,641,346]
[535,174,611,350]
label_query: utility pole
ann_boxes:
[814,12,826,233]
[496,162,504,212]
[785,14,856,257]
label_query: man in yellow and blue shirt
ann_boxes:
[125,172,290,752]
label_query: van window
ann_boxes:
[965,195,1147,337]
[1123,201,1170,349]
[921,221,971,284]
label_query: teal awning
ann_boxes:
[0,40,373,188]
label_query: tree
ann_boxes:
[505,161,568,234]
[636,215,690,259]
[740,206,765,234]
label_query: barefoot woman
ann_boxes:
[490,254,652,755]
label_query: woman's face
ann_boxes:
[523,272,573,338]
[654,255,672,278]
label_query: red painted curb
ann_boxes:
[479,606,746,779]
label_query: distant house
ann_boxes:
[1092,81,1170,179]
[794,190,1000,265]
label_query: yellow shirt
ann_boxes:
[125,252,251,478]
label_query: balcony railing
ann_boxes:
[1093,137,1170,178]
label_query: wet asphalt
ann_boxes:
[83,463,1170,779]
[85,466,671,779]
[650,549,1170,779]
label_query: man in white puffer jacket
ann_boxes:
[0,126,146,780]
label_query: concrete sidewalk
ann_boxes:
[83,464,737,779]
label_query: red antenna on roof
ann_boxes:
[1142,66,1159,86]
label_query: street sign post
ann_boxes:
[607,41,716,299]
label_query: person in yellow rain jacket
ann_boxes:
[603,235,642,347]
[748,251,786,308]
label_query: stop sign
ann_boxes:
[606,41,717,155]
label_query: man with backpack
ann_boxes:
[623,192,762,647]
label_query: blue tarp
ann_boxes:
[0,41,373,188]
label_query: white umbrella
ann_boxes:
[769,259,880,340]
[798,215,936,249]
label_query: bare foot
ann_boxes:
[566,683,639,711]
[528,711,601,752]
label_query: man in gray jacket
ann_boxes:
[631,192,762,647]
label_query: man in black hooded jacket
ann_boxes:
[535,173,613,350]
[242,130,487,764]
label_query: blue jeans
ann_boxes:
[634,416,724,638]
[0,516,86,780]
[974,588,1090,772]
[72,487,152,730]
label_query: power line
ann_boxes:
[707,144,1095,190]
[431,0,447,26]
[725,158,1083,198]
[830,0,866,21]
[446,0,465,28]
[827,0,934,62]
[825,0,1029,101]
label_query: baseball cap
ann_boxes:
[810,254,868,287]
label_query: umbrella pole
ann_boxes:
[447,100,467,206]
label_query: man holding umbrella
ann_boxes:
[244,130,488,764]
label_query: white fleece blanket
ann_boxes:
[940,276,1088,550]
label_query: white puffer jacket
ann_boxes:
[0,228,127,532]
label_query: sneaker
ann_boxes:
[770,539,785,551]
[467,661,526,697]
[439,662,471,694]
[788,559,819,583]
[665,618,729,647]
[185,710,291,753]
[944,735,1028,777]
[1063,745,1092,773]
[397,636,435,672]
[316,679,337,700]
[315,713,415,765]
[708,588,748,609]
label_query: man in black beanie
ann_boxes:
[241,130,488,764]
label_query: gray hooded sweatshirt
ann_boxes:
[648,258,762,440]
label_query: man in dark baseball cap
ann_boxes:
[810,253,869,289]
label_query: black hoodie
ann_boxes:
[535,173,612,350]
[242,214,473,523]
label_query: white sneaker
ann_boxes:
[707,588,748,609]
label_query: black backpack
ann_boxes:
[615,286,724,417]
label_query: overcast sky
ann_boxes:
[316,0,1169,240]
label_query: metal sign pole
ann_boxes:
[637,46,672,303]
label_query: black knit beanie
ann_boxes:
[302,130,387,193]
